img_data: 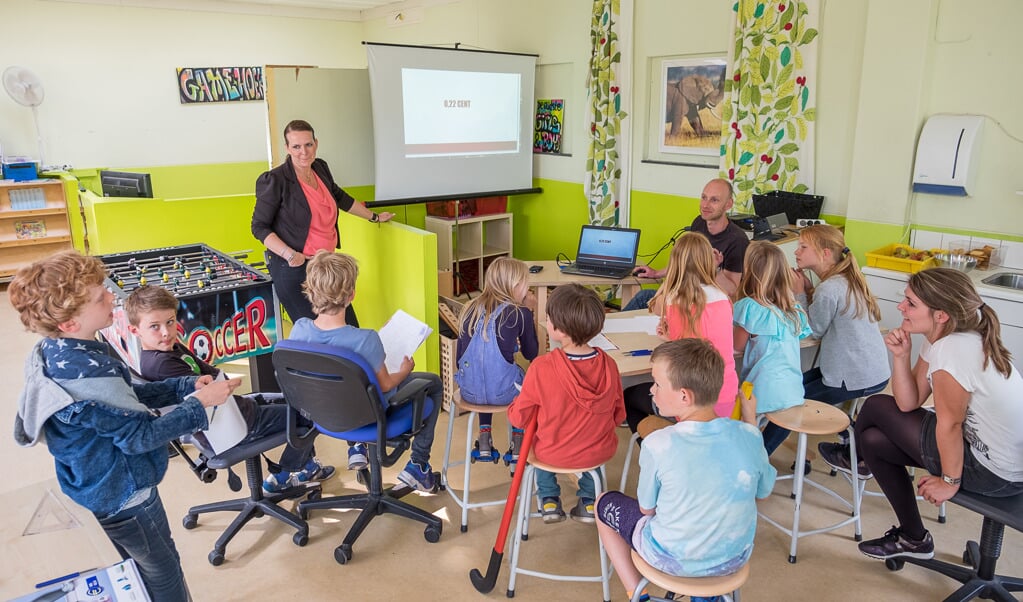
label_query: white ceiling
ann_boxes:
[49,0,432,21]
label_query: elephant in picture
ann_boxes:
[665,74,724,137]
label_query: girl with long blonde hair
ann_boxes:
[793,225,890,472]
[624,233,739,434]
[455,257,538,465]
[733,242,811,445]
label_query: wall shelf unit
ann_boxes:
[425,212,513,295]
[0,179,73,281]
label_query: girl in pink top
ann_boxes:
[624,233,738,435]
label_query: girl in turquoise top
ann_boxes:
[733,241,811,453]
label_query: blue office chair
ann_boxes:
[273,340,443,565]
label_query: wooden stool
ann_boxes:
[507,455,610,601]
[619,416,674,491]
[440,392,513,532]
[757,399,862,563]
[630,550,750,602]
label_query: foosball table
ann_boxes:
[98,243,281,390]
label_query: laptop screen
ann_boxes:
[575,225,641,268]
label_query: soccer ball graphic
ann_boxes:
[190,331,213,363]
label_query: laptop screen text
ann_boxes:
[576,226,639,267]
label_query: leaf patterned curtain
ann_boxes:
[720,0,820,214]
[585,0,631,226]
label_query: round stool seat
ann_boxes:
[631,551,749,598]
[451,392,511,415]
[637,416,674,439]
[766,399,850,436]
[526,452,606,475]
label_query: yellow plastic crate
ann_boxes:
[865,244,937,273]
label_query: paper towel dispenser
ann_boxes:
[911,115,983,196]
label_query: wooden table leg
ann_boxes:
[534,285,549,354]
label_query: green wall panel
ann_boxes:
[630,189,700,271]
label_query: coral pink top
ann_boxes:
[298,173,339,255]
[664,284,738,417]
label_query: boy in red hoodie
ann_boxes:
[509,283,625,523]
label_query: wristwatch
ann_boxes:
[942,474,962,486]
[369,212,379,223]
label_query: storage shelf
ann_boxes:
[0,179,73,274]
[426,212,513,295]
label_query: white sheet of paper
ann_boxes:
[378,309,433,374]
[197,394,247,455]
[587,333,618,351]
[602,315,660,336]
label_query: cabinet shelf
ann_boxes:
[0,179,73,275]
[426,212,513,295]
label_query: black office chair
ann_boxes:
[884,490,1023,601]
[273,339,443,565]
[181,412,319,566]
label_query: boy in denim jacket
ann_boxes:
[12,251,240,602]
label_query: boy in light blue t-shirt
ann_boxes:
[595,339,776,602]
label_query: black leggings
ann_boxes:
[624,383,659,438]
[854,394,930,539]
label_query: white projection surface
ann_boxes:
[367,43,537,204]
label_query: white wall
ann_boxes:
[0,0,363,168]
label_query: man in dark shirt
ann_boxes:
[627,178,749,308]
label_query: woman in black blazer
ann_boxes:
[252,119,393,325]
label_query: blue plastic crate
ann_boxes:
[3,162,39,182]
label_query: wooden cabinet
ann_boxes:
[425,213,513,295]
[0,179,73,280]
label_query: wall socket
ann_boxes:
[796,218,827,227]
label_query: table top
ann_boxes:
[525,260,659,287]
[599,309,664,377]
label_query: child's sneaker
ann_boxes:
[471,427,499,463]
[540,496,566,523]
[292,457,336,484]
[504,427,524,475]
[262,470,296,493]
[397,461,436,492]
[348,443,369,470]
[569,498,595,524]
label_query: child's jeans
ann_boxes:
[535,468,597,501]
[96,488,190,602]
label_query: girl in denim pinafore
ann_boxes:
[455,258,539,469]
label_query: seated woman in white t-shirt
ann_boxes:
[840,268,1023,562]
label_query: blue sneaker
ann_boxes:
[348,443,368,470]
[292,457,336,485]
[262,470,295,493]
[471,428,499,463]
[397,461,436,492]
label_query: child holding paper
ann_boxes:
[11,251,240,602]
[290,250,443,491]
[124,284,335,493]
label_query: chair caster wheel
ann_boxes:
[182,514,198,529]
[306,489,321,501]
[425,525,442,543]
[199,467,217,483]
[885,558,905,571]
[298,507,309,520]
[334,544,352,565]
[963,547,974,566]
[356,470,367,486]
[788,555,797,564]
[460,524,468,533]
[208,550,225,566]
[293,532,308,546]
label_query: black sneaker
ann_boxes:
[569,498,595,524]
[859,526,934,560]
[818,442,873,479]
[541,496,566,523]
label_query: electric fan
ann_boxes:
[3,66,47,167]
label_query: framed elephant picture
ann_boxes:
[659,56,727,155]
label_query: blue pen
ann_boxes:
[624,349,652,356]
[36,568,95,589]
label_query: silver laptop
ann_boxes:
[752,213,789,242]
[561,225,642,279]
